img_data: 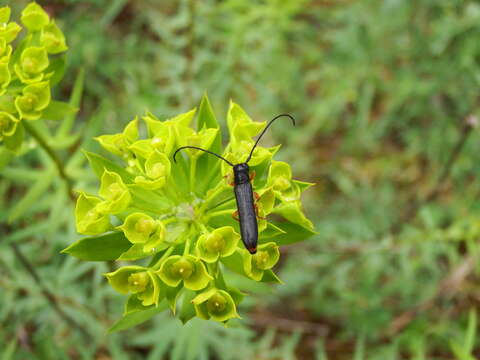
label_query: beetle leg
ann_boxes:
[253,192,260,201]
[249,171,256,181]
[232,210,239,222]
[223,174,235,187]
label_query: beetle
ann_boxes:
[173,114,295,254]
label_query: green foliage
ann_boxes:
[3,0,480,358]
[65,97,313,329]
[0,2,70,158]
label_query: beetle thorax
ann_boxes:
[233,163,250,185]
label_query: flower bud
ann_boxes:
[97,170,131,214]
[0,111,18,141]
[0,7,21,44]
[21,2,50,31]
[75,192,111,235]
[105,266,161,306]
[192,288,240,322]
[157,255,212,290]
[134,151,171,190]
[41,20,67,54]
[127,271,149,293]
[223,141,272,173]
[268,161,292,192]
[15,47,49,83]
[14,81,51,120]
[196,226,239,263]
[118,213,165,252]
[243,242,280,281]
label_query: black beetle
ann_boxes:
[173,114,295,254]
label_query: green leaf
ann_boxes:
[8,170,53,222]
[118,243,169,261]
[42,100,78,121]
[124,294,152,315]
[108,301,168,333]
[259,222,286,242]
[0,147,14,170]
[464,308,477,353]
[269,221,317,246]
[178,290,196,324]
[61,232,132,261]
[197,93,221,151]
[165,284,183,314]
[261,269,282,284]
[292,179,315,193]
[227,285,245,305]
[3,122,24,153]
[58,68,84,137]
[221,251,248,277]
[47,55,67,86]
[128,184,174,212]
[196,93,223,195]
[83,150,134,183]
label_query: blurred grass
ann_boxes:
[2,0,480,359]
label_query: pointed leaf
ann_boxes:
[8,170,53,222]
[108,301,168,333]
[269,221,317,245]
[84,150,134,182]
[61,232,132,261]
[42,100,78,121]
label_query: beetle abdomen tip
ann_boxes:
[248,247,257,254]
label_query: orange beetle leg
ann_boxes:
[232,210,239,222]
[254,204,266,220]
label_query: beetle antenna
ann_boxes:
[173,146,234,167]
[245,114,296,163]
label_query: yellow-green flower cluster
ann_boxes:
[0,3,67,143]
[68,96,315,328]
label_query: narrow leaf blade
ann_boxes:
[108,301,167,333]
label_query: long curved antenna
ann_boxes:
[245,113,296,163]
[173,146,234,167]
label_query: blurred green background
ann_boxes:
[2,0,480,359]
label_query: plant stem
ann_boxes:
[9,241,92,341]
[199,183,230,212]
[152,246,175,270]
[183,226,193,255]
[23,121,75,202]
[190,156,197,194]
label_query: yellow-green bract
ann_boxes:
[0,2,69,152]
[64,96,316,331]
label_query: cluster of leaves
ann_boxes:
[64,96,314,329]
[0,2,69,154]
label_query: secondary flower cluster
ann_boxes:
[0,3,67,142]
[72,98,314,325]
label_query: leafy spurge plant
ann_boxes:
[63,95,315,330]
[0,2,70,153]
